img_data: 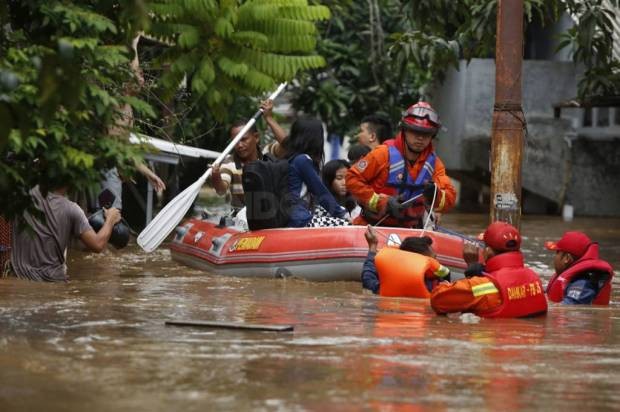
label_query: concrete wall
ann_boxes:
[567,137,620,216]
[433,58,580,172]
[432,58,620,216]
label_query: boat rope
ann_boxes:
[420,184,437,237]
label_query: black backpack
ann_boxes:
[242,155,290,230]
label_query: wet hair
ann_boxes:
[282,117,325,167]
[400,236,433,256]
[229,118,258,137]
[361,114,393,143]
[347,144,371,163]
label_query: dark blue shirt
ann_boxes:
[562,272,607,304]
[361,251,380,294]
[287,154,346,227]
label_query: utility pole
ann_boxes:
[490,0,525,228]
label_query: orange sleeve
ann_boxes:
[430,277,501,315]
[431,156,456,213]
[424,258,450,279]
[346,146,390,213]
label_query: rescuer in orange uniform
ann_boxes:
[430,221,548,318]
[346,102,456,228]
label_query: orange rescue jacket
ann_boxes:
[346,141,456,227]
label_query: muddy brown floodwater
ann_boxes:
[1,213,619,411]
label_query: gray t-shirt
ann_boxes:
[11,186,92,282]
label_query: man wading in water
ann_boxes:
[6,181,121,282]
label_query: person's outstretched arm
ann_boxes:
[209,164,231,196]
[80,207,121,252]
[361,251,380,293]
[292,155,346,218]
[135,162,166,193]
[361,225,380,293]
[261,100,287,143]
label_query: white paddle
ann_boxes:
[137,83,288,252]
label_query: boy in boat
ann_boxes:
[346,102,456,229]
[356,114,393,151]
[430,221,548,318]
[545,231,614,305]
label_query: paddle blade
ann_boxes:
[137,175,205,252]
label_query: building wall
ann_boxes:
[567,137,620,216]
[432,58,620,216]
[433,58,580,171]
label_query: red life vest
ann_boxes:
[478,252,548,318]
[546,243,614,305]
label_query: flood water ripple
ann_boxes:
[1,214,619,411]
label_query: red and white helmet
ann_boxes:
[399,101,441,135]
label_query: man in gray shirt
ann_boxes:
[9,185,121,282]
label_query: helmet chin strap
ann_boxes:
[404,139,419,155]
[401,128,435,159]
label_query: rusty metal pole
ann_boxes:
[490,0,525,228]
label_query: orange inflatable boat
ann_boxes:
[169,217,467,282]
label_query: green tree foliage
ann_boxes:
[289,0,419,138]
[392,0,620,99]
[0,0,330,221]
[290,0,619,138]
[147,0,330,120]
[0,1,150,221]
[558,0,620,97]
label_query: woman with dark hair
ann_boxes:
[282,118,350,227]
[322,159,361,220]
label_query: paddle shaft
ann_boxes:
[137,83,287,252]
[190,82,288,201]
[210,83,287,171]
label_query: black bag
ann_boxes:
[87,189,130,249]
[242,156,290,230]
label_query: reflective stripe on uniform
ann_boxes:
[471,282,499,297]
[423,161,433,176]
[434,265,450,278]
[436,190,446,210]
[368,193,381,212]
[389,159,405,175]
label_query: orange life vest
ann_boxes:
[375,247,441,298]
